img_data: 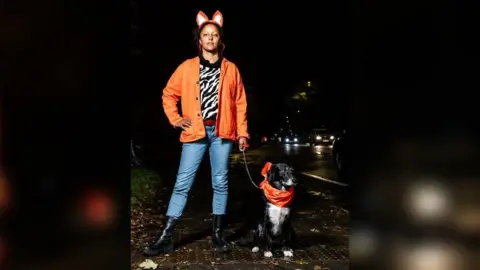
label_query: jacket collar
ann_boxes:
[199,52,223,68]
[194,55,228,70]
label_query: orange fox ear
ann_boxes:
[196,11,208,27]
[212,10,223,27]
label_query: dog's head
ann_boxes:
[267,163,298,190]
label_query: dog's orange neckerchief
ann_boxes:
[259,162,294,208]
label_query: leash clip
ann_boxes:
[239,143,249,152]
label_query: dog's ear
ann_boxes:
[267,164,278,182]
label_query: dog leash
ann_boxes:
[240,148,260,189]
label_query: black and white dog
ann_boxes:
[252,162,298,258]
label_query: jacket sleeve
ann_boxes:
[234,67,250,140]
[162,63,184,126]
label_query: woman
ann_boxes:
[143,10,249,256]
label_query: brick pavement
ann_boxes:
[131,147,349,269]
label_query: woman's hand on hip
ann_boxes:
[174,118,192,130]
[238,137,249,151]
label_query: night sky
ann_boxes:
[4,0,475,162]
[129,1,475,142]
[131,2,350,139]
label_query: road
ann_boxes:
[131,143,349,270]
[244,143,345,186]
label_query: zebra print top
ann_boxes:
[199,54,221,121]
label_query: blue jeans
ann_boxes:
[166,126,233,218]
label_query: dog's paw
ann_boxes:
[283,250,294,257]
[251,246,260,253]
[264,251,273,258]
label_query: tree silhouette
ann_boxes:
[283,81,319,131]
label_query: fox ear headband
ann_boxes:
[196,10,223,29]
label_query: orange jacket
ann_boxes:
[162,56,249,143]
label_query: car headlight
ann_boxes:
[316,136,321,140]
[285,138,289,142]
[330,136,334,140]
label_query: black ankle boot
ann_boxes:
[143,216,178,256]
[211,214,232,253]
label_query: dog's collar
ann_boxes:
[260,162,294,208]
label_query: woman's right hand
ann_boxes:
[174,118,193,130]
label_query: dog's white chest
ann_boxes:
[267,202,290,235]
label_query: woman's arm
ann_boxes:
[162,63,184,127]
[234,67,250,140]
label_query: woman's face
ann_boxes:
[199,24,221,53]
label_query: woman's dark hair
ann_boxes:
[192,23,224,46]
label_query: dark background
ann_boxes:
[1,0,478,269]
[130,2,349,147]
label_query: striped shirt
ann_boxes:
[199,55,221,121]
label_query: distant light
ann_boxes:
[307,81,311,87]
[294,138,298,142]
[404,180,451,223]
[316,136,321,140]
[395,241,458,270]
[330,136,334,140]
[81,190,115,227]
[297,110,300,113]
[350,228,378,261]
[285,138,289,142]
